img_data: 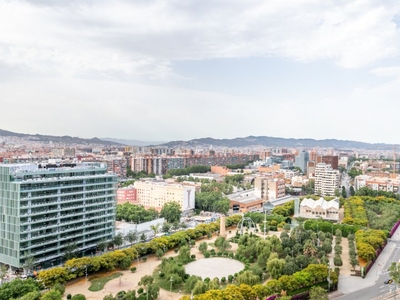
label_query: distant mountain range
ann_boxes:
[0,129,119,146]
[101,138,165,146]
[160,136,397,150]
[0,129,397,150]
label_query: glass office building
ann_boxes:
[0,162,117,270]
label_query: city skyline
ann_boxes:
[1,1,400,144]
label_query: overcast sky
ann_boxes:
[1,0,400,144]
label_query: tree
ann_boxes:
[0,264,8,283]
[0,278,41,300]
[309,285,328,300]
[177,245,192,264]
[150,224,160,237]
[113,232,124,249]
[124,230,138,246]
[155,249,164,260]
[139,275,154,287]
[140,233,147,242]
[198,242,208,254]
[160,202,182,223]
[147,284,160,300]
[341,186,347,198]
[350,256,359,270]
[97,239,108,252]
[236,270,260,286]
[63,242,78,261]
[162,222,172,234]
[184,275,202,293]
[22,253,36,275]
[266,256,286,279]
[192,280,208,295]
[214,237,231,252]
[389,262,400,286]
[41,289,62,300]
[19,290,41,300]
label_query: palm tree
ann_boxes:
[22,253,36,274]
[150,224,160,237]
[303,242,318,257]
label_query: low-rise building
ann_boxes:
[227,189,264,213]
[298,197,339,221]
[116,187,137,204]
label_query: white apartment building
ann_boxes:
[314,163,340,197]
[134,180,195,211]
[355,175,400,193]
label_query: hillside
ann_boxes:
[160,136,396,150]
[0,129,120,146]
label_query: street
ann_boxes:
[336,231,400,300]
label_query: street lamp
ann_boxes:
[132,248,139,269]
[328,264,331,293]
[170,276,173,292]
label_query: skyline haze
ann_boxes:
[1,1,400,144]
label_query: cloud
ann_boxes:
[370,66,400,77]
[0,0,399,81]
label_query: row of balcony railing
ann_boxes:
[20,225,113,246]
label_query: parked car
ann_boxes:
[384,279,393,284]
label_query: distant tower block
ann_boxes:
[220,215,227,237]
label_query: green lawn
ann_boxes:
[88,272,123,292]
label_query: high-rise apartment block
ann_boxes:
[0,162,117,270]
[314,163,340,196]
[295,151,309,174]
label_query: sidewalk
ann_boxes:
[330,227,400,299]
[64,227,261,300]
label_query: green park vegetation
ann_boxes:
[88,272,123,292]
[125,169,155,180]
[194,181,233,214]
[343,195,400,232]
[348,167,362,179]
[163,165,211,179]
[226,163,247,169]
[161,229,338,300]
[244,212,288,232]
[35,215,240,288]
[10,191,400,300]
[342,197,368,226]
[116,202,159,223]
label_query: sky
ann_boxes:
[1,0,400,144]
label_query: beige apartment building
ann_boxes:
[254,177,286,200]
[134,180,195,212]
[314,163,340,197]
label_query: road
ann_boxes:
[337,231,400,300]
[341,172,351,197]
